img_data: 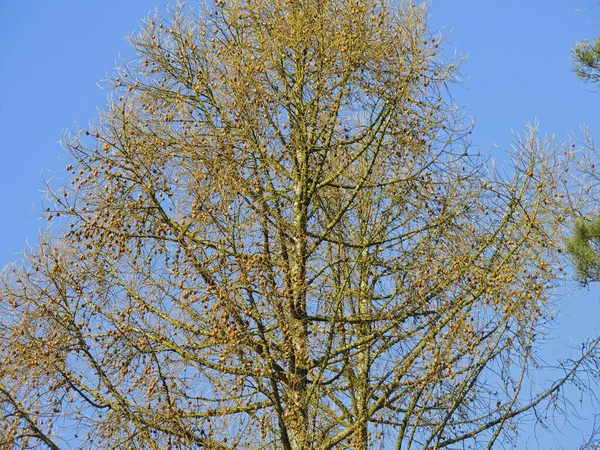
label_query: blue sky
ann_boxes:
[0,0,163,267]
[1,0,600,447]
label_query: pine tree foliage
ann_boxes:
[567,218,600,285]
[574,36,600,85]
[2,1,600,449]
[569,23,600,284]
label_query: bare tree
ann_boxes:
[2,1,599,449]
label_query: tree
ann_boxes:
[568,21,600,285]
[574,36,600,85]
[566,218,600,284]
[1,1,599,449]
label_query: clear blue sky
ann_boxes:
[1,1,599,447]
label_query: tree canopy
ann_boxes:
[2,1,600,449]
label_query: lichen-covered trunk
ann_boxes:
[287,116,311,449]
[288,192,310,450]
[286,41,313,449]
[355,248,372,450]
